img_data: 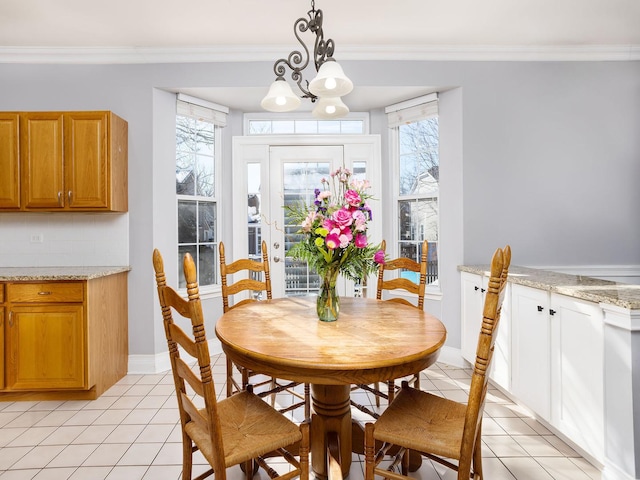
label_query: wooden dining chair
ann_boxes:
[220,240,310,421]
[153,249,309,480]
[363,245,511,480]
[351,239,429,418]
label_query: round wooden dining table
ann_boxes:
[215,296,447,479]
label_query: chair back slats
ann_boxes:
[220,240,272,313]
[376,239,429,310]
[152,249,227,475]
[460,246,510,465]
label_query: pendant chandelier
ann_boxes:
[261,0,353,119]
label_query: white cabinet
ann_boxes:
[461,272,485,362]
[510,284,604,462]
[550,293,604,463]
[511,284,551,420]
[460,272,510,391]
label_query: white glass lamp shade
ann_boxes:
[308,60,353,98]
[261,79,301,112]
[312,96,349,119]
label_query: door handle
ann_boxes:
[273,256,281,263]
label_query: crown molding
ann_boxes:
[0,44,638,64]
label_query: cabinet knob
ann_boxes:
[550,309,557,316]
[474,286,479,291]
[57,191,63,206]
[38,291,52,295]
[481,288,486,293]
[68,191,72,203]
[8,311,13,327]
[537,305,544,312]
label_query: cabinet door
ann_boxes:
[65,112,109,209]
[550,293,604,462]
[511,284,551,420]
[490,281,511,391]
[7,305,86,390]
[0,113,20,209]
[460,272,485,363]
[21,113,65,209]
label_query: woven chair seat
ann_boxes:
[372,385,466,460]
[187,391,303,468]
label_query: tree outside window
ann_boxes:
[176,114,218,288]
[397,117,439,284]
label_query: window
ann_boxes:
[387,94,439,285]
[244,112,369,135]
[176,95,227,288]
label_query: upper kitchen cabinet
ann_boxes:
[0,113,20,209]
[0,111,128,212]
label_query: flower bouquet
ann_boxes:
[285,166,385,321]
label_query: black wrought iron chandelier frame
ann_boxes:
[271,0,336,102]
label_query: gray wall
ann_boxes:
[0,59,638,361]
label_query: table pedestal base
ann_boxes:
[311,385,352,479]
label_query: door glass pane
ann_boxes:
[247,163,262,259]
[283,162,331,296]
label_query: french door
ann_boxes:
[232,136,381,299]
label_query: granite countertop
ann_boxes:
[458,264,640,310]
[0,266,131,281]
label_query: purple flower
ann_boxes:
[355,233,367,248]
[374,249,385,264]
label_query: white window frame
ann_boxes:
[387,93,441,295]
[176,94,226,292]
[243,111,370,136]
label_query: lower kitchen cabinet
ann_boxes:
[8,304,85,390]
[1,272,128,401]
[0,283,4,389]
[550,293,604,463]
[493,282,604,463]
[461,271,511,391]
[511,283,551,420]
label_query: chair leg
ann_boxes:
[181,434,193,480]
[364,423,376,480]
[472,425,484,480]
[374,382,381,407]
[226,358,234,397]
[304,383,311,422]
[270,377,277,407]
[387,380,395,404]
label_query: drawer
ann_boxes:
[7,282,84,303]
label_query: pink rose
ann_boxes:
[344,189,361,207]
[332,208,353,228]
[374,249,385,264]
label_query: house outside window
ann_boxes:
[387,94,439,285]
[176,96,227,288]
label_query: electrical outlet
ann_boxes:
[30,234,44,243]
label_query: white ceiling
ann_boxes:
[2,0,639,112]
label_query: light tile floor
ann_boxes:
[0,354,602,480]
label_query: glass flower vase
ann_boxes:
[317,269,340,322]
[317,282,340,322]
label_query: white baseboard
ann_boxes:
[127,340,224,375]
[602,459,638,480]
